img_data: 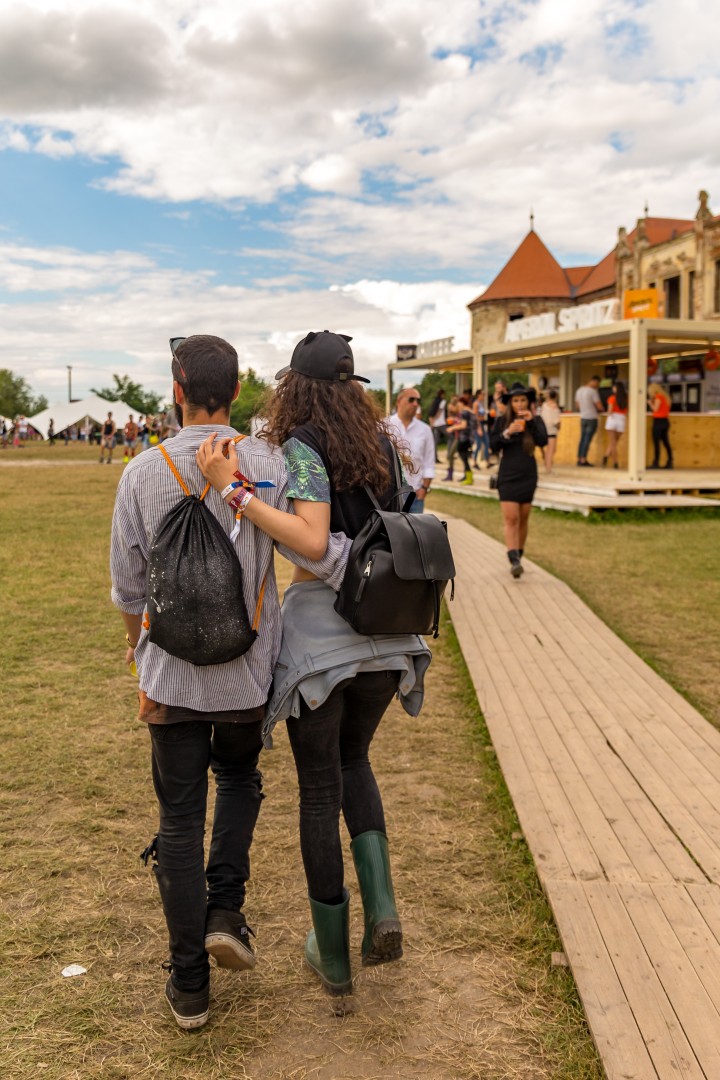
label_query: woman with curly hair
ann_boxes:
[197,331,430,999]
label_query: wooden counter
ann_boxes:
[553,414,720,469]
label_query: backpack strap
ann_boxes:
[158,443,212,501]
[251,570,269,632]
[364,448,415,513]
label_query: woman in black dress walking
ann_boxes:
[489,382,547,578]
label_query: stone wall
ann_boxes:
[470,297,569,355]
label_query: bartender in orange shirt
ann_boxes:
[648,386,673,469]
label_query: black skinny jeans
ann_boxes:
[456,438,471,474]
[148,718,264,991]
[652,418,672,465]
[286,669,401,904]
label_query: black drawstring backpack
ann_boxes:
[143,445,266,665]
[334,453,455,638]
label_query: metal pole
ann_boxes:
[67,366,72,404]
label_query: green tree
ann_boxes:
[0,369,47,417]
[91,374,165,416]
[366,388,387,413]
[230,368,270,435]
[416,371,458,409]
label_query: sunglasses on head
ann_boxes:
[169,337,187,380]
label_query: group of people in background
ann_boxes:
[1,409,180,455]
[94,411,179,459]
[412,371,676,579]
[575,374,673,469]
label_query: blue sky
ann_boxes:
[0,0,718,399]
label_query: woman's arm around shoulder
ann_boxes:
[196,433,330,561]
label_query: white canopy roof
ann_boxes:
[27,395,136,439]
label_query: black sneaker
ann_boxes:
[164,973,209,1030]
[205,909,256,971]
[509,553,524,579]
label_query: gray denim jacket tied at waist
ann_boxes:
[263,580,432,747]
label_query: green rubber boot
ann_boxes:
[351,831,403,966]
[305,890,352,996]
[460,469,473,485]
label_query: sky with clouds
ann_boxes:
[0,0,718,402]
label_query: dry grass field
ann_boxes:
[10,454,706,1078]
[1,457,716,1080]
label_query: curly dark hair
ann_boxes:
[259,372,403,493]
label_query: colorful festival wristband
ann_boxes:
[229,489,254,513]
[220,481,242,499]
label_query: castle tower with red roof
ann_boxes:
[467,195,717,357]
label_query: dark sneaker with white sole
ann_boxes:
[205,909,256,970]
[164,974,209,1030]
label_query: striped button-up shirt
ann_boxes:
[110,424,349,712]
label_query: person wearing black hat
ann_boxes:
[488,383,547,578]
[197,331,431,1000]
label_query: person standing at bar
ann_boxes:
[603,380,628,469]
[648,385,673,469]
[575,375,603,466]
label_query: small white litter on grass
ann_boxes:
[61,964,87,978]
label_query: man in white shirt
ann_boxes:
[575,375,603,466]
[386,387,436,513]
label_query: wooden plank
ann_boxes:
[451,527,703,881]
[652,884,720,1014]
[484,601,679,884]
[452,591,603,880]
[448,577,574,881]
[531,584,720,873]
[546,881,659,1080]
[585,883,705,1079]
[620,883,720,1077]
[481,592,651,882]
[524,556,720,766]
[451,520,720,818]
[443,517,720,1079]
[511,590,708,884]
[449,524,716,880]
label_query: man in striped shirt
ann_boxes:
[110,335,348,1029]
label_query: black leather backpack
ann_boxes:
[334,456,455,638]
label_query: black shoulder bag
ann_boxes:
[334,454,455,638]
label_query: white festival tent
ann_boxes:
[27,395,135,439]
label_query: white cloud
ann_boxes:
[0,0,719,405]
[0,240,481,399]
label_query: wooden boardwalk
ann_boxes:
[446,516,720,1079]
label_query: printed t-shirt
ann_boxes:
[283,422,398,539]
